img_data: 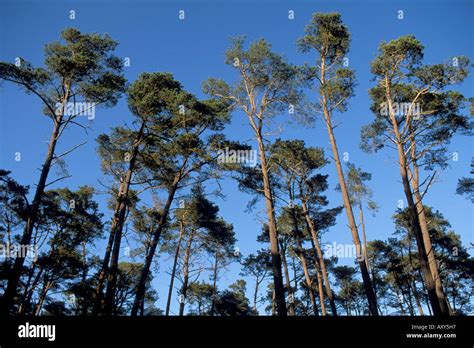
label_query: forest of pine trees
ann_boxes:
[0,12,472,318]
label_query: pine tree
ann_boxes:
[298,13,378,315]
[361,35,470,315]
[0,28,126,314]
[204,37,301,316]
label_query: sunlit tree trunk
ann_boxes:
[407,150,451,314]
[317,55,378,315]
[383,79,446,316]
[252,123,287,316]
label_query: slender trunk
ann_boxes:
[271,289,276,315]
[279,240,295,316]
[80,243,88,315]
[406,284,415,316]
[1,103,67,315]
[253,129,286,316]
[318,56,378,316]
[19,264,44,316]
[395,135,441,316]
[418,269,433,315]
[314,266,326,316]
[408,163,450,315]
[179,230,194,316]
[384,80,445,316]
[131,176,180,316]
[34,280,53,316]
[394,286,406,315]
[408,239,424,316]
[103,122,146,315]
[18,262,38,315]
[92,206,118,315]
[210,247,219,316]
[369,259,379,312]
[253,278,260,313]
[321,115,378,315]
[451,282,457,312]
[165,221,184,316]
[292,257,298,292]
[294,239,319,315]
[295,244,319,316]
[410,280,424,316]
[306,232,326,316]
[359,204,370,272]
[300,197,337,316]
[287,184,319,315]
[93,122,146,315]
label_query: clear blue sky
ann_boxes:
[0,0,472,314]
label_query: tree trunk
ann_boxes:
[394,286,406,315]
[271,289,276,315]
[18,261,37,315]
[253,278,260,313]
[408,163,451,315]
[319,56,378,316]
[210,247,219,316]
[279,240,295,316]
[321,114,378,315]
[300,197,337,316]
[103,121,146,315]
[1,107,66,315]
[287,184,319,315]
[384,81,446,316]
[179,229,194,316]
[254,128,287,316]
[131,176,180,316]
[410,280,424,316]
[165,221,184,316]
[34,280,53,316]
[295,243,319,316]
[92,206,118,315]
[359,204,370,272]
